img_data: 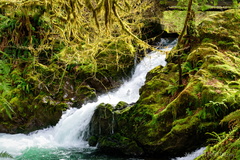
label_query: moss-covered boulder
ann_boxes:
[88,102,143,156]
[196,110,240,160]
[198,9,240,52]
[97,133,144,156]
[91,9,240,158]
[89,103,115,139]
[88,101,134,147]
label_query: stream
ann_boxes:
[0,39,205,160]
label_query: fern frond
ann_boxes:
[0,151,13,158]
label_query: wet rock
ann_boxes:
[89,103,115,139]
[98,133,144,156]
[94,9,240,158]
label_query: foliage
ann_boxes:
[200,100,228,120]
[0,0,157,74]
[186,107,193,116]
[118,8,240,157]
[220,109,240,129]
[196,127,240,160]
[182,61,201,74]
[0,14,16,37]
[0,60,15,119]
[166,78,179,96]
[0,0,161,130]
[170,0,238,88]
[0,151,13,158]
[206,131,227,145]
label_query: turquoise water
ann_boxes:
[3,146,205,160]
[14,147,205,160]
[15,147,144,160]
[16,147,98,160]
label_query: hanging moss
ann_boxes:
[0,0,162,133]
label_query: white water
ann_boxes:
[174,147,206,160]
[0,39,177,158]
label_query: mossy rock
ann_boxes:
[97,133,144,156]
[89,103,115,138]
[198,9,240,52]
[88,135,98,147]
[96,9,240,158]
[114,101,128,110]
[196,126,240,160]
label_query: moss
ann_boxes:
[114,101,128,110]
[187,46,219,66]
[196,127,240,160]
[198,9,240,51]
[56,103,68,111]
[1,0,154,133]
[88,136,98,146]
[75,85,96,100]
[207,64,239,80]
[106,9,240,157]
[139,62,179,108]
[220,109,240,129]
[89,103,115,137]
[98,133,144,156]
[1,4,239,158]
[145,65,164,80]
[114,104,133,115]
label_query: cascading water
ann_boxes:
[173,147,206,160]
[0,39,204,160]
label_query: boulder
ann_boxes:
[89,9,240,158]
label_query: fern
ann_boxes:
[0,15,17,36]
[0,60,11,75]
[182,61,200,74]
[206,131,227,145]
[205,100,228,117]
[166,84,178,96]
[0,96,15,119]
[200,100,228,120]
[0,151,13,158]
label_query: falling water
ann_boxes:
[0,39,189,160]
[173,147,206,160]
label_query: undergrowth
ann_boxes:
[0,0,162,127]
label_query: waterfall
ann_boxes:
[173,147,206,160]
[0,39,177,158]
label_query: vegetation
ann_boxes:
[0,0,162,133]
[196,110,240,160]
[0,151,13,158]
[0,0,239,159]
[88,7,240,158]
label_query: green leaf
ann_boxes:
[0,151,13,158]
[0,60,11,75]
[0,81,11,93]
[0,96,15,119]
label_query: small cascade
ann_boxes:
[0,39,177,159]
[173,147,206,160]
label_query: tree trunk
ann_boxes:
[177,0,193,87]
